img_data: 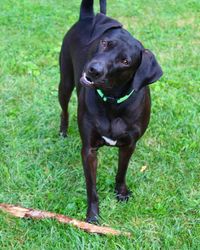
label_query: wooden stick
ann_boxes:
[0,203,131,236]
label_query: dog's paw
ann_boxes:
[115,186,132,202]
[86,203,100,224]
[115,191,132,202]
[86,215,99,225]
[59,131,68,138]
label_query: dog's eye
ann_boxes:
[107,41,113,47]
[101,40,107,48]
[101,40,113,49]
[121,59,129,65]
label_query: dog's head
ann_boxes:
[80,29,163,92]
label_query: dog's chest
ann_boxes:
[95,116,131,146]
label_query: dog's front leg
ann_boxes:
[115,145,135,202]
[81,146,99,223]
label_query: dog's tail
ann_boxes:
[100,0,106,15]
[79,0,106,20]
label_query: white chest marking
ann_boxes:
[102,136,117,146]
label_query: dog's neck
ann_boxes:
[99,78,133,99]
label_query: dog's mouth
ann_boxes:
[80,72,112,90]
[80,72,94,87]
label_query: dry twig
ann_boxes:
[0,203,131,236]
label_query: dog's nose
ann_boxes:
[87,62,104,79]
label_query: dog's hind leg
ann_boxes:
[58,52,74,137]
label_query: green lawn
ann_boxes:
[0,0,200,249]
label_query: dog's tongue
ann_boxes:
[87,13,122,45]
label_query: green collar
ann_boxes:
[96,88,136,104]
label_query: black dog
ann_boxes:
[58,0,163,223]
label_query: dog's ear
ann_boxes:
[132,49,163,91]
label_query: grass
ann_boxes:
[0,0,200,249]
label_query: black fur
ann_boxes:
[58,0,163,223]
